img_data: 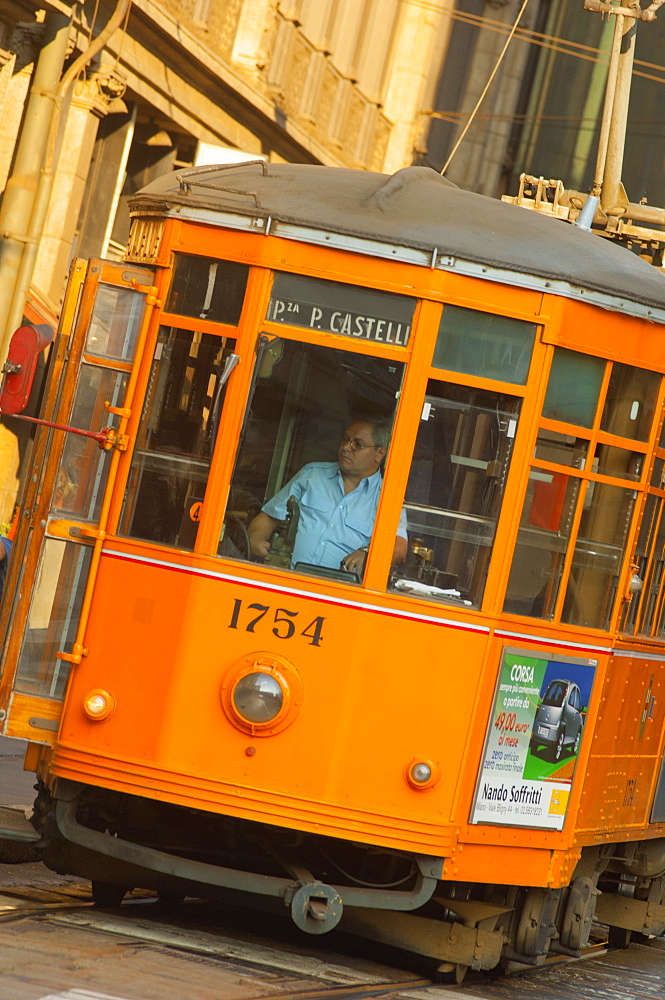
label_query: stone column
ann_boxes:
[380,0,452,174]
[32,72,126,311]
[0,22,42,192]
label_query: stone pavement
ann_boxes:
[0,735,35,808]
[0,736,49,868]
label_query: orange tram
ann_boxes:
[3,162,665,976]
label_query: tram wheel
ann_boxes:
[91,880,129,907]
[435,962,468,984]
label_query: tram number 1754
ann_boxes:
[228,598,326,646]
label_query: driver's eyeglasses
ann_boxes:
[341,435,378,451]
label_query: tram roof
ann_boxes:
[133,163,665,323]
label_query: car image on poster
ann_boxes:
[471,647,597,831]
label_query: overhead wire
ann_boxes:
[440,0,532,174]
[397,0,665,157]
[396,0,665,90]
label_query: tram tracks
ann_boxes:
[0,881,441,999]
[2,880,665,1000]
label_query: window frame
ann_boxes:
[503,345,664,632]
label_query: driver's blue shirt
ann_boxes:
[262,462,407,569]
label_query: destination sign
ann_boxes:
[266,273,413,347]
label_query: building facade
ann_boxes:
[423,1,665,208]
[1,0,454,318]
[2,1,662,520]
[0,0,455,519]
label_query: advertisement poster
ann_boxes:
[471,647,597,830]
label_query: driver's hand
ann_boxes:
[251,537,272,559]
[341,549,367,574]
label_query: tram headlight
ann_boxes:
[405,757,440,790]
[82,688,116,721]
[221,653,302,736]
[232,672,283,723]
[411,762,432,783]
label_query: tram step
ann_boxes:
[0,806,39,842]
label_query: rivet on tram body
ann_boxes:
[246,746,256,757]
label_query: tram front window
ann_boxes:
[220,338,405,581]
[119,326,237,547]
[389,382,521,608]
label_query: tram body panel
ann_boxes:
[546,297,665,372]
[575,651,665,833]
[440,840,578,888]
[52,546,491,853]
[52,543,665,861]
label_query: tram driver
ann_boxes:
[248,416,408,574]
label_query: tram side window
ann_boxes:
[165,255,249,325]
[220,337,405,581]
[601,362,660,442]
[13,539,92,700]
[54,367,128,518]
[505,347,658,630]
[118,327,236,548]
[433,305,535,384]
[53,284,146,521]
[542,348,605,426]
[557,357,656,629]
[504,470,580,619]
[388,382,521,609]
[621,451,665,638]
[561,481,635,629]
[85,283,146,360]
[620,490,664,636]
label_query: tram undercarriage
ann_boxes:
[24,779,665,979]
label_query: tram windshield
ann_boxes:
[220,337,405,581]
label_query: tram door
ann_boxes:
[0,260,156,744]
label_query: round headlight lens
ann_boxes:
[232,672,283,723]
[86,694,108,716]
[404,756,439,789]
[411,762,432,784]
[82,689,115,721]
